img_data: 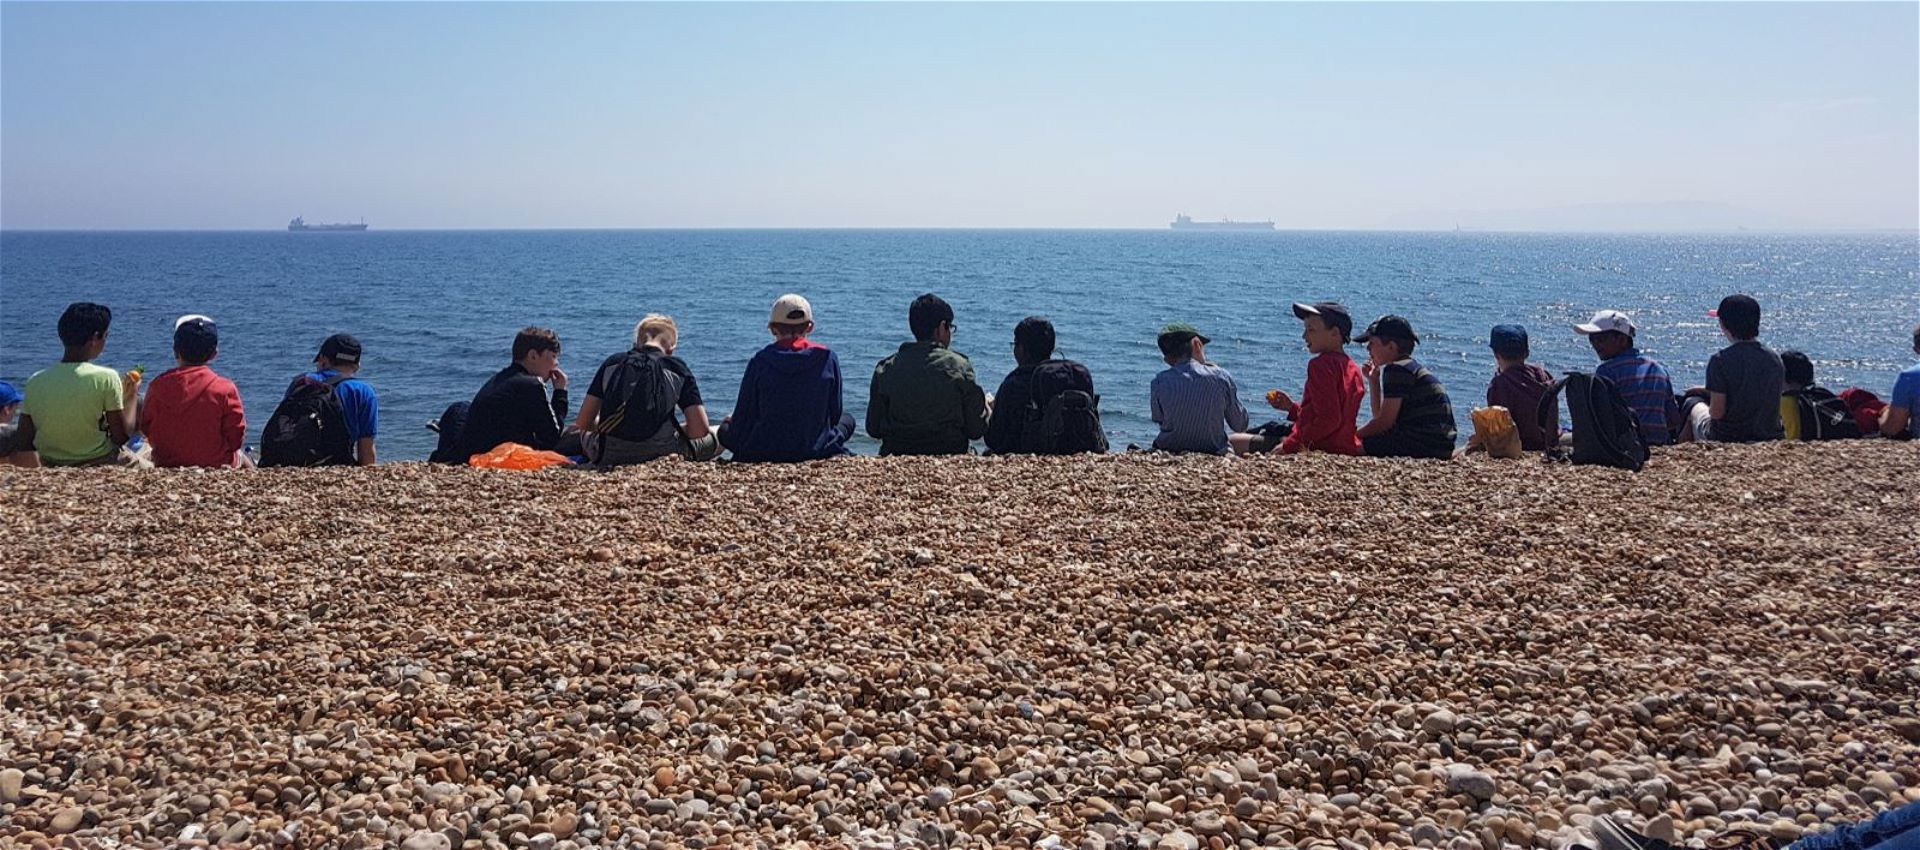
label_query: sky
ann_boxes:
[1,2,1915,231]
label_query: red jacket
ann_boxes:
[1279,351,1365,456]
[140,365,246,468]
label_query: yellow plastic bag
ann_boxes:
[469,442,574,471]
[1471,406,1524,459]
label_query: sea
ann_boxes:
[2,229,1915,461]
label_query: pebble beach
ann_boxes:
[2,442,1916,850]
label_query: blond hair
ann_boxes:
[634,314,678,349]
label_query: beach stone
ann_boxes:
[1424,710,1459,735]
[402,832,452,850]
[1645,815,1678,845]
[1156,830,1200,850]
[0,769,22,804]
[1447,768,1498,802]
[47,808,85,835]
[1145,802,1175,822]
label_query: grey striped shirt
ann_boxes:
[1150,359,1249,454]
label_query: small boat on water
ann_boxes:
[288,216,368,232]
[1170,213,1274,231]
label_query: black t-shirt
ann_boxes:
[585,346,702,441]
[1382,358,1457,452]
[1705,340,1785,442]
[0,422,18,456]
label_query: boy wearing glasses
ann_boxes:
[867,293,990,455]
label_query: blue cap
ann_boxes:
[0,380,21,409]
[1489,324,1529,357]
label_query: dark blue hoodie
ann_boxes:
[724,338,853,462]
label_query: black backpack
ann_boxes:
[1019,360,1108,455]
[260,373,354,467]
[1784,387,1861,441]
[591,348,679,442]
[1536,371,1648,471]
[427,401,473,464]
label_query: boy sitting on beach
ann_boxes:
[1459,324,1558,455]
[0,381,29,467]
[1575,309,1679,446]
[720,294,857,462]
[575,315,717,465]
[1880,325,1918,438]
[140,315,249,468]
[867,293,990,456]
[1230,302,1362,456]
[1682,294,1784,443]
[1354,315,1457,459]
[458,327,570,458]
[16,302,141,467]
[1776,350,1860,441]
[1150,322,1248,454]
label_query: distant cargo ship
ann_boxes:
[1171,213,1274,231]
[288,216,368,232]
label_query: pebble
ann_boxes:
[401,833,452,850]
[0,444,1912,849]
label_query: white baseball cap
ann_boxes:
[769,294,813,325]
[175,313,215,330]
[1573,309,1636,337]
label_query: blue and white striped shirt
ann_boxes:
[1150,359,1249,454]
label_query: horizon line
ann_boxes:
[4,226,1917,235]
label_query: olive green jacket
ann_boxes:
[867,340,990,455]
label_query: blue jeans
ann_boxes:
[1794,802,1920,850]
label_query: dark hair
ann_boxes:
[513,327,561,361]
[57,302,112,348]
[1717,294,1761,340]
[1157,332,1196,360]
[174,328,218,365]
[1780,350,1813,387]
[1013,316,1055,363]
[908,293,954,342]
[1911,324,1919,353]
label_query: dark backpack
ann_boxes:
[1785,387,1861,441]
[591,348,680,442]
[427,401,473,464]
[1536,371,1648,471]
[260,373,354,467]
[1019,360,1108,455]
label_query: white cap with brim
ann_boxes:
[175,313,215,330]
[1573,309,1635,337]
[770,294,813,325]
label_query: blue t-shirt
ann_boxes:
[304,370,379,442]
[1893,363,1920,413]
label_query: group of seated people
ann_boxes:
[0,294,1914,469]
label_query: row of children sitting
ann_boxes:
[1,295,1914,469]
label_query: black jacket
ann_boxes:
[457,364,568,457]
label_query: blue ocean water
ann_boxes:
[2,230,1915,461]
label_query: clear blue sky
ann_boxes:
[3,2,1914,230]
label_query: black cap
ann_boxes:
[173,316,219,362]
[318,333,362,365]
[1353,315,1419,345]
[1710,294,1760,324]
[1291,302,1354,341]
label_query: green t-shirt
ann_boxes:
[22,362,123,464]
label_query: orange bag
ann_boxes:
[468,443,574,470]
[1470,406,1524,459]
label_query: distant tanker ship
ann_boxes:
[1170,213,1274,231]
[288,216,368,232]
